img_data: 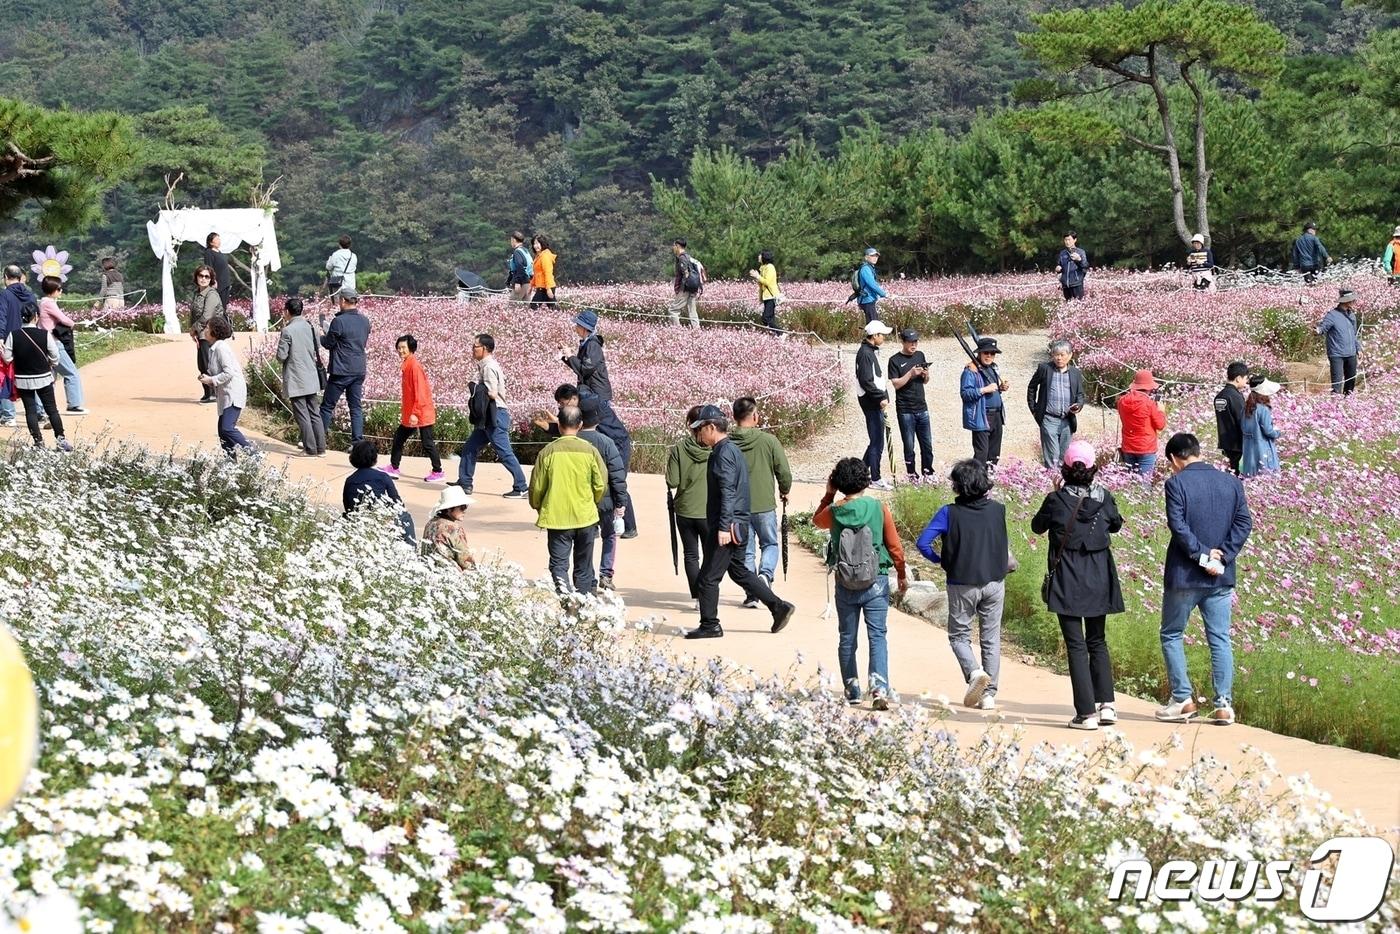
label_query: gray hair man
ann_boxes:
[1026,339,1085,469]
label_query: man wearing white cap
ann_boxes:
[856,319,894,491]
[1186,233,1216,290]
[1317,289,1360,395]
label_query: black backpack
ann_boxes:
[681,256,702,294]
[847,266,863,304]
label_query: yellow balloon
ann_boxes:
[0,625,38,814]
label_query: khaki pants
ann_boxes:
[668,292,700,328]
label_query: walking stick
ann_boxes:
[666,488,679,575]
[884,412,897,483]
[780,498,790,581]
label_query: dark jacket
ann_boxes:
[581,428,627,515]
[1317,306,1359,359]
[855,340,887,411]
[566,334,612,402]
[1163,462,1252,590]
[1026,362,1085,431]
[0,282,38,338]
[1290,232,1328,271]
[705,436,751,534]
[915,495,1008,587]
[343,467,403,515]
[666,436,711,520]
[1057,247,1088,287]
[1213,384,1244,453]
[467,380,497,428]
[322,308,371,379]
[1031,486,1125,616]
[203,247,231,305]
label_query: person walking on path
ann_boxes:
[1290,221,1329,284]
[506,231,533,302]
[530,234,557,306]
[275,297,327,457]
[1240,379,1281,477]
[887,328,933,480]
[686,405,796,640]
[1156,432,1253,725]
[458,333,529,498]
[199,316,257,460]
[560,309,613,402]
[731,396,793,601]
[0,264,38,426]
[529,405,606,595]
[1383,225,1400,282]
[324,235,358,298]
[579,396,628,591]
[202,232,231,307]
[813,457,908,710]
[666,405,712,603]
[422,485,476,571]
[1186,233,1216,291]
[98,257,125,311]
[189,265,224,404]
[37,277,86,414]
[343,439,414,544]
[915,459,1010,711]
[539,383,636,536]
[1026,339,1084,469]
[1,303,70,451]
[1214,361,1250,475]
[961,337,1008,467]
[854,248,888,324]
[1117,370,1167,475]
[1318,289,1361,396]
[318,288,371,443]
[1055,233,1089,301]
[670,240,703,329]
[748,250,780,333]
[384,334,444,482]
[1031,440,1125,730]
[856,319,893,491]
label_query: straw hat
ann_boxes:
[433,486,474,515]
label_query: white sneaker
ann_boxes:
[978,694,996,711]
[1069,714,1099,730]
[963,670,992,708]
[1097,703,1117,724]
[1154,698,1198,722]
[869,479,893,492]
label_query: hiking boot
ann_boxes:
[963,670,992,708]
[379,465,401,478]
[424,470,445,482]
[684,625,723,640]
[1209,705,1235,726]
[1154,698,1198,722]
[1068,714,1099,730]
[770,601,796,633]
[1097,703,1118,725]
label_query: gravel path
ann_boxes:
[786,330,1120,482]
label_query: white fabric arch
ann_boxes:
[146,208,282,334]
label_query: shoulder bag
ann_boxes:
[1041,494,1086,604]
[307,319,328,390]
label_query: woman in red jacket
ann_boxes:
[1116,369,1167,475]
[384,334,444,482]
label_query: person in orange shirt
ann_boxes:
[1117,369,1167,475]
[530,233,558,305]
[384,334,444,482]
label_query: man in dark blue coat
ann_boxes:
[1156,432,1253,727]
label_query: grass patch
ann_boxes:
[73,330,165,367]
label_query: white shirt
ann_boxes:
[325,249,358,290]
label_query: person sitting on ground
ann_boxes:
[385,334,444,482]
[421,485,476,570]
[1240,379,1281,477]
[1117,369,1166,475]
[813,457,908,710]
[343,439,415,545]
[1030,441,1125,730]
[1,303,71,451]
[915,458,1009,711]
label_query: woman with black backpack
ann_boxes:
[1030,440,1124,730]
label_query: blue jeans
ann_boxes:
[1121,451,1157,475]
[597,510,617,578]
[217,405,255,458]
[320,374,365,441]
[896,410,933,476]
[745,509,779,581]
[1160,587,1234,706]
[459,407,527,492]
[1038,414,1071,469]
[0,395,13,420]
[836,576,891,699]
[862,406,885,481]
[53,342,84,408]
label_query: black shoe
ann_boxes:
[503,489,527,499]
[199,396,216,404]
[684,625,723,640]
[770,601,796,634]
[620,529,638,540]
[66,406,88,414]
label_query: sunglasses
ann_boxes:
[196,274,211,280]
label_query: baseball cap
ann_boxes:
[339,287,359,303]
[1063,440,1096,468]
[864,320,893,337]
[579,396,601,425]
[688,404,727,430]
[864,247,880,257]
[899,328,919,342]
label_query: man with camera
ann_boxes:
[1116,369,1167,475]
[1026,339,1085,470]
[886,328,933,480]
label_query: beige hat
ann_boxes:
[1254,379,1281,397]
[433,485,474,515]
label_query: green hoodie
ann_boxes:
[665,436,711,519]
[825,495,894,575]
[731,426,792,514]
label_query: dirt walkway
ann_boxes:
[46,334,1400,830]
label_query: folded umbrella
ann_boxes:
[667,488,679,575]
[780,499,789,581]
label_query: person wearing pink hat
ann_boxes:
[1117,369,1166,475]
[1031,441,1125,729]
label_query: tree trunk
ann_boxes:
[1145,49,1191,249]
[1182,62,1211,246]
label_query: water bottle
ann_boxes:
[613,513,625,536]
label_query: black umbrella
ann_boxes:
[667,488,679,575]
[780,498,790,580]
[454,268,488,294]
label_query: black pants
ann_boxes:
[760,298,778,332]
[1058,614,1114,717]
[616,433,637,535]
[1300,266,1319,285]
[531,289,557,306]
[1223,449,1242,475]
[697,526,779,629]
[858,301,880,324]
[390,424,442,471]
[971,407,1004,465]
[19,384,64,446]
[861,404,885,482]
[1061,284,1084,301]
[676,515,708,599]
[1328,355,1358,395]
[196,338,213,398]
[547,526,597,595]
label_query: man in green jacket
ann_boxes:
[528,405,607,595]
[665,405,712,602]
[731,396,792,605]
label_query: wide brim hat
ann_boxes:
[1130,369,1158,391]
[573,309,599,331]
[433,486,474,515]
[975,337,1001,355]
[1254,379,1281,397]
[1338,289,1357,304]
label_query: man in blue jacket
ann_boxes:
[960,338,1008,467]
[856,248,888,323]
[1317,288,1360,395]
[1156,432,1253,726]
[1055,233,1089,300]
[1290,221,1329,284]
[318,288,371,443]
